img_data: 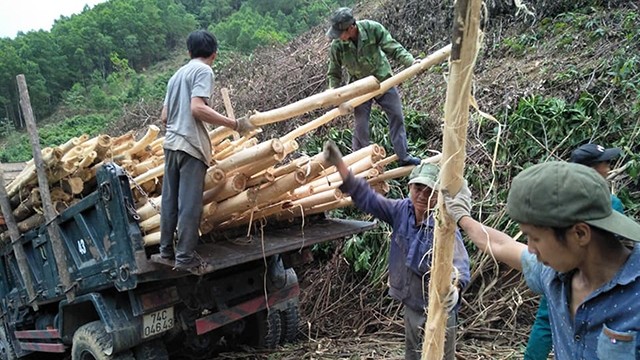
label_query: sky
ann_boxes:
[0,0,108,39]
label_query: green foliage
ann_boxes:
[213,5,290,53]
[0,114,109,162]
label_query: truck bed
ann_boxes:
[146,217,376,276]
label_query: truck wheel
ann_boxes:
[256,310,281,349]
[0,325,17,360]
[72,321,135,360]
[279,302,300,344]
[132,339,169,360]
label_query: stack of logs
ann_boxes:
[1,121,413,246]
[0,45,451,247]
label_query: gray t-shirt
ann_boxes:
[163,59,214,166]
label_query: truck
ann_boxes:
[0,162,375,359]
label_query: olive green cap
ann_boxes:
[506,161,640,242]
[408,163,439,189]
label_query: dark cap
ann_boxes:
[506,161,640,242]
[408,163,439,189]
[569,143,621,166]
[326,7,355,39]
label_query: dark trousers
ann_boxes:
[404,305,457,360]
[159,149,207,264]
[353,86,409,160]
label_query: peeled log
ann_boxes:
[61,177,84,195]
[143,231,161,246]
[17,213,44,233]
[212,139,284,175]
[203,173,247,204]
[271,155,310,178]
[131,165,164,189]
[139,213,160,233]
[137,197,162,222]
[279,46,451,144]
[249,76,380,126]
[127,125,160,156]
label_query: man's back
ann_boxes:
[163,59,214,166]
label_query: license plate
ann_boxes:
[142,307,174,338]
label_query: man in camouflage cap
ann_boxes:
[445,161,640,360]
[326,7,420,167]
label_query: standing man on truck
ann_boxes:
[160,30,255,273]
[325,7,421,166]
[323,140,470,360]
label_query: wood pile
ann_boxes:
[1,45,451,247]
[0,78,414,248]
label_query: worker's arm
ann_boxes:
[327,43,343,89]
[373,21,414,68]
[191,97,237,129]
[323,140,400,224]
[444,183,527,271]
[457,216,526,271]
[160,105,168,127]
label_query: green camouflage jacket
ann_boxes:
[327,20,414,88]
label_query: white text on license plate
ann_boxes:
[142,307,174,338]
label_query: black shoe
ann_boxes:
[159,249,175,260]
[399,156,421,166]
[173,257,204,275]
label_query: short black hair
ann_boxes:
[187,30,218,59]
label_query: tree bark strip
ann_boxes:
[422,0,481,358]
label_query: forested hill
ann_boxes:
[0,0,354,142]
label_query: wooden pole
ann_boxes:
[249,76,380,126]
[17,74,75,302]
[0,162,39,310]
[422,1,481,359]
[220,87,239,141]
[279,45,451,144]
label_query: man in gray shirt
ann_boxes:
[159,30,254,273]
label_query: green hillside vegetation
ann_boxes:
[0,0,353,149]
[1,0,639,356]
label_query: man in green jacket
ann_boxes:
[326,7,420,166]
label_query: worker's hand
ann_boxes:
[235,112,257,136]
[444,285,459,313]
[323,140,343,167]
[442,181,472,224]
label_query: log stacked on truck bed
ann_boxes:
[0,79,417,247]
[0,46,452,246]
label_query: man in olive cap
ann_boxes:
[445,161,640,360]
[524,143,626,360]
[323,140,470,360]
[326,7,420,167]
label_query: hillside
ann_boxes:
[185,0,638,359]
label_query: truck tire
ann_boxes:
[132,339,169,360]
[71,321,135,360]
[0,325,17,360]
[279,303,300,344]
[256,310,281,349]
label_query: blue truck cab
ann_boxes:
[0,163,374,359]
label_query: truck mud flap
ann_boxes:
[194,283,299,335]
[13,329,66,353]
